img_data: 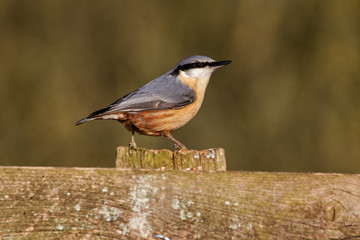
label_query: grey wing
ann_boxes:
[89,75,196,117]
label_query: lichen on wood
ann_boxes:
[0,167,360,239]
[116,146,226,171]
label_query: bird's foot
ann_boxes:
[129,141,137,149]
[173,144,187,151]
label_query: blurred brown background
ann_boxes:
[0,0,359,172]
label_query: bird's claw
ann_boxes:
[173,144,186,151]
[129,142,137,149]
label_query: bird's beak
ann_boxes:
[210,60,232,69]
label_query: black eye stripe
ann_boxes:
[170,61,217,76]
[179,62,211,71]
[170,60,231,76]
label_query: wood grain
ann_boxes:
[0,167,359,239]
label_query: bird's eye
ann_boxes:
[195,62,202,68]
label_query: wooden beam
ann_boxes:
[116,147,226,171]
[0,167,359,239]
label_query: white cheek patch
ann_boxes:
[185,68,213,79]
[181,70,190,78]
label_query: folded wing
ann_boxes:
[86,74,196,118]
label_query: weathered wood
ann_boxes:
[116,146,226,171]
[0,167,359,239]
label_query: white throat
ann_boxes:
[181,67,214,89]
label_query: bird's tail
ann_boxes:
[75,117,96,126]
[75,106,112,126]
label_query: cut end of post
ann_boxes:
[115,146,226,171]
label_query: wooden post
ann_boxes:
[116,146,226,171]
[0,167,359,239]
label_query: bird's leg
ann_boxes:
[129,131,137,148]
[164,131,187,151]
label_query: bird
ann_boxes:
[76,55,231,150]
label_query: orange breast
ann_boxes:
[125,92,205,136]
[121,74,209,136]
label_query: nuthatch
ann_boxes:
[76,55,231,149]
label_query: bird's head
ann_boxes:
[171,55,231,90]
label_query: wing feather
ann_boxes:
[87,74,196,118]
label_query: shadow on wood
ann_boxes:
[116,146,226,171]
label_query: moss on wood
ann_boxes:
[116,147,226,171]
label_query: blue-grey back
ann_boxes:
[98,72,195,114]
[85,55,216,117]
